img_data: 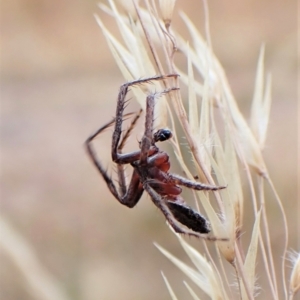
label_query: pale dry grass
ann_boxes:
[92,0,298,299]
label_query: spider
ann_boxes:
[85,74,226,240]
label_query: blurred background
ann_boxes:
[1,0,298,299]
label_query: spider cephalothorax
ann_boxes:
[85,74,226,240]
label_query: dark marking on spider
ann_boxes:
[85,74,227,241]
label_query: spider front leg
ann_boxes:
[139,87,179,165]
[168,173,227,191]
[116,109,142,196]
[111,74,179,165]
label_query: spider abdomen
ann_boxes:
[167,201,211,234]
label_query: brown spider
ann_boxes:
[85,74,226,240]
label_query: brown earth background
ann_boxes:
[1,0,298,299]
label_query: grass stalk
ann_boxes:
[96,1,297,299]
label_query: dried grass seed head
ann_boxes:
[159,0,177,28]
[289,252,300,295]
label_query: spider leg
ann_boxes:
[168,173,226,191]
[85,113,145,208]
[118,108,143,151]
[117,109,143,196]
[85,112,135,144]
[85,118,121,201]
[140,87,179,165]
[85,111,139,177]
[111,74,179,164]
